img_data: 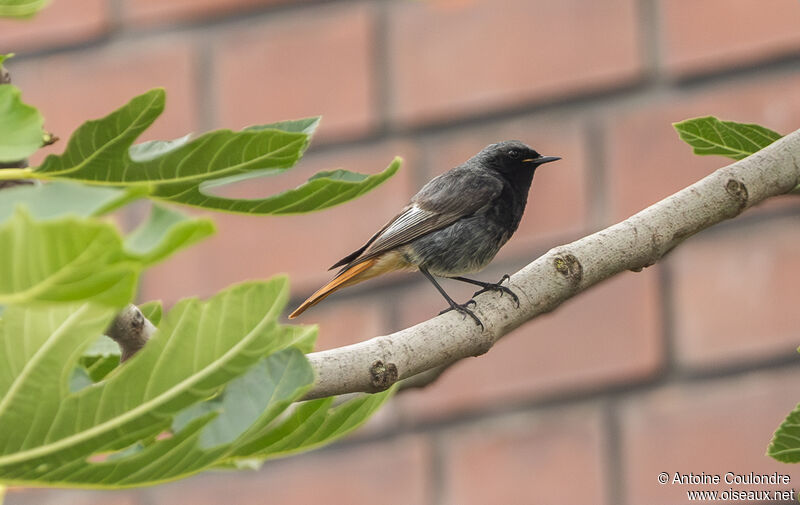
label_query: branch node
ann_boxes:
[473,338,493,357]
[553,254,583,284]
[725,178,748,211]
[670,226,693,244]
[106,305,155,362]
[369,360,398,391]
[42,132,59,147]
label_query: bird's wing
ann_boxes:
[330,168,504,271]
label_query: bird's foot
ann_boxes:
[471,274,520,307]
[439,300,483,329]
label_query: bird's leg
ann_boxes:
[449,275,520,307]
[419,267,483,329]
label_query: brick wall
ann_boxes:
[4,1,800,504]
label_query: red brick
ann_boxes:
[140,141,417,305]
[670,215,800,369]
[5,489,142,505]
[0,0,110,52]
[659,0,800,77]
[123,0,309,26]
[292,294,391,351]
[150,435,431,505]
[606,72,800,222]
[10,39,200,165]
[388,0,642,126]
[622,367,800,505]
[424,116,588,260]
[215,4,377,142]
[441,406,608,505]
[396,268,663,419]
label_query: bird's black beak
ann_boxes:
[523,155,561,166]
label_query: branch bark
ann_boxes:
[106,304,157,362]
[303,129,800,400]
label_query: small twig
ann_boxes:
[106,305,157,362]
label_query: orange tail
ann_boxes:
[289,259,377,319]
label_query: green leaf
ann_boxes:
[277,324,318,354]
[0,85,45,161]
[673,116,783,161]
[185,349,315,449]
[0,181,140,223]
[0,279,299,487]
[128,133,192,162]
[0,0,49,18]
[139,300,163,326]
[135,119,319,164]
[0,206,211,306]
[245,117,321,135]
[172,334,319,445]
[124,204,215,265]
[69,367,95,393]
[83,355,120,382]
[0,303,119,459]
[79,336,121,382]
[200,157,402,215]
[34,89,308,202]
[85,334,121,358]
[768,401,800,462]
[0,279,392,487]
[78,302,162,383]
[225,387,395,464]
[40,349,316,487]
[0,209,139,306]
[31,89,399,214]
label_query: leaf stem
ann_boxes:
[0,168,38,181]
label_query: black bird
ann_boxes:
[289,141,561,327]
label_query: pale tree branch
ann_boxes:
[303,129,800,399]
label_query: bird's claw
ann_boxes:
[439,302,484,329]
[472,275,520,307]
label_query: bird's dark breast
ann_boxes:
[405,180,527,276]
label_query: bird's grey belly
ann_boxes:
[403,215,510,277]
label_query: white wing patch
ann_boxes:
[379,205,432,240]
[366,204,444,256]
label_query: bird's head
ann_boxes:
[477,140,561,179]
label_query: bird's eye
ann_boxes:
[507,149,519,159]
